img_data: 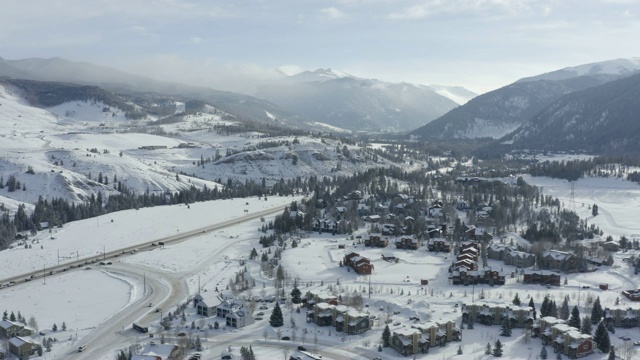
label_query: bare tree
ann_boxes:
[28,316,38,333]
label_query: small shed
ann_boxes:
[599,284,609,290]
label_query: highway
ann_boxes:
[0,202,290,289]
[34,201,290,360]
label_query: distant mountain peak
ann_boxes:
[289,68,354,83]
[518,57,640,83]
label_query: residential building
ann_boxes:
[342,252,374,275]
[411,320,462,346]
[391,328,429,356]
[0,320,32,338]
[395,237,419,250]
[308,303,372,335]
[622,289,640,302]
[215,298,255,328]
[531,316,566,338]
[365,235,388,248]
[450,268,506,286]
[193,292,223,317]
[604,306,640,328]
[427,238,451,252]
[541,250,578,272]
[8,336,41,359]
[305,289,338,310]
[548,323,594,358]
[523,269,561,286]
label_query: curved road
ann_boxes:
[47,201,296,360]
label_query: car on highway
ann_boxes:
[78,345,86,352]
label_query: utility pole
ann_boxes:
[368,275,371,299]
[43,264,46,285]
[103,245,106,261]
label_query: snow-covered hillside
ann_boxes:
[0,82,390,207]
[518,57,640,83]
[47,100,129,123]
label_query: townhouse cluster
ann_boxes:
[390,320,461,356]
[449,241,506,286]
[305,290,372,335]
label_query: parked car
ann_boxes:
[281,336,290,340]
[297,345,307,351]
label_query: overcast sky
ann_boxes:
[1,0,638,94]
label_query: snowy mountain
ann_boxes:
[0,57,305,127]
[489,72,640,155]
[517,57,640,83]
[410,58,640,140]
[255,69,466,132]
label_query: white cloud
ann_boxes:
[388,0,539,20]
[321,7,346,20]
[189,37,203,44]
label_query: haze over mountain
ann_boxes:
[411,57,640,140]
[0,57,305,128]
[255,68,474,132]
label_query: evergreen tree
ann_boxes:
[529,297,537,320]
[492,339,503,357]
[513,293,521,306]
[62,321,67,331]
[591,297,603,324]
[568,306,581,329]
[594,321,611,353]
[541,296,550,317]
[500,317,512,336]
[540,346,548,359]
[560,296,570,320]
[592,204,599,216]
[485,343,492,355]
[556,352,562,360]
[550,300,558,318]
[269,302,284,327]
[382,325,391,347]
[608,346,615,360]
[2,310,7,321]
[457,345,462,355]
[9,311,16,322]
[580,315,592,335]
[52,323,57,332]
[290,285,302,304]
[249,345,255,360]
